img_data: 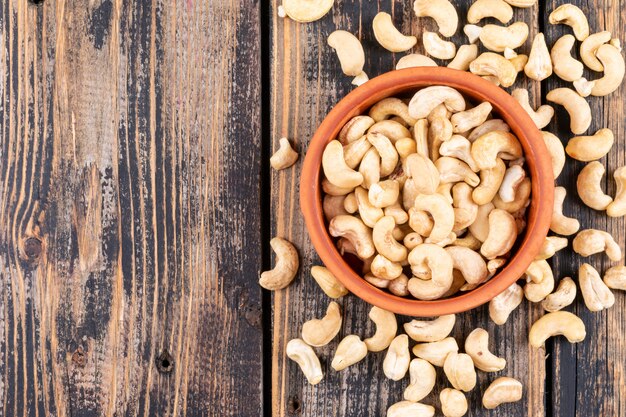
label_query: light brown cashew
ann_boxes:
[301,301,342,347]
[511,89,554,129]
[448,44,479,71]
[369,120,412,143]
[550,186,580,236]
[541,277,576,312]
[423,31,457,60]
[468,119,510,142]
[369,98,417,127]
[323,195,348,221]
[580,31,612,71]
[385,200,409,225]
[579,263,616,311]
[541,131,565,179]
[604,265,626,290]
[373,216,408,262]
[489,282,524,325]
[546,88,591,135]
[405,154,440,194]
[363,306,397,351]
[387,401,435,417]
[524,33,553,81]
[395,138,417,159]
[372,12,417,52]
[389,274,410,296]
[524,260,555,302]
[343,192,358,213]
[412,194,455,243]
[566,128,614,162]
[310,266,349,298]
[455,232,482,250]
[329,215,376,259]
[322,177,353,196]
[282,0,333,22]
[286,339,323,385]
[572,229,621,261]
[343,137,373,170]
[549,4,589,41]
[408,208,435,237]
[452,183,479,230]
[467,0,512,24]
[465,328,506,372]
[409,86,466,119]
[450,102,492,134]
[577,161,613,210]
[397,54,438,70]
[528,311,586,348]
[591,44,626,96]
[413,0,458,37]
[259,237,299,290]
[404,314,456,342]
[493,177,531,213]
[429,116,453,161]
[331,335,368,371]
[403,232,424,251]
[412,337,459,367]
[481,209,516,259]
[404,358,437,402]
[446,246,488,284]
[440,136,479,172]
[471,131,523,170]
[479,22,529,52]
[367,132,400,177]
[469,52,518,87]
[323,140,364,188]
[408,245,454,300]
[443,352,477,392]
[440,388,468,417]
[536,236,569,260]
[383,335,411,381]
[499,165,525,203]
[351,71,369,87]
[328,30,365,77]
[472,160,507,207]
[337,237,359,258]
[364,273,390,288]
[355,186,384,227]
[369,180,400,208]
[270,137,299,170]
[551,34,584,81]
[371,254,403,280]
[482,377,523,409]
[502,0,536,7]
[469,202,495,242]
[339,115,375,145]
[607,166,626,217]
[509,54,529,72]
[487,258,507,278]
[359,147,380,189]
[436,157,480,187]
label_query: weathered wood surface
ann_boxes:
[0,0,263,416]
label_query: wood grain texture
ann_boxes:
[0,0,263,416]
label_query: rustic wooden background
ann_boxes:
[0,0,624,416]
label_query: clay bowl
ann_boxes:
[300,67,554,317]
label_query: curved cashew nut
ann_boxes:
[373,12,417,52]
[482,377,523,409]
[369,120,412,143]
[524,33,553,81]
[443,352,477,392]
[404,358,437,402]
[429,116,453,161]
[270,137,299,170]
[367,132,400,177]
[343,136,373,170]
[607,166,626,217]
[369,180,400,208]
[511,88,554,129]
[551,34,584,82]
[339,115,375,145]
[529,311,586,348]
[494,177,531,213]
[435,157,480,187]
[465,328,506,372]
[259,237,299,290]
[327,30,365,77]
[323,140,364,188]
[479,22,529,52]
[408,207,435,237]
[446,246,488,284]
[383,335,411,381]
[413,0,458,37]
[580,31,612,72]
[541,131,565,179]
[408,244,454,300]
[468,119,510,142]
[412,194,455,243]
[282,0,333,22]
[395,138,417,159]
[489,282,524,325]
[331,335,368,371]
[423,31,457,60]
[355,186,384,227]
[604,265,626,291]
[577,161,613,210]
[359,147,381,189]
[369,98,417,127]
[408,86,466,119]
[472,159,506,207]
[469,52,518,87]
[389,274,410,296]
[481,209,517,259]
[440,388,468,417]
[396,53,438,69]
[502,0,536,7]
[322,178,353,196]
[329,215,376,259]
[286,339,323,385]
[310,266,349,298]
[549,4,589,41]
[405,154,440,194]
[536,236,569,260]
[550,186,580,236]
[387,401,435,417]
[371,254,403,280]
[524,260,555,302]
[343,192,358,213]
[541,276,577,312]
[448,44,479,71]
[365,273,390,289]
[471,131,523,170]
[364,306,397,352]
[572,229,622,261]
[373,216,408,262]
[404,314,456,342]
[469,202,495,242]
[566,128,614,162]
[499,165,525,203]
[412,337,459,367]
[546,88,591,135]
[450,102,492,134]
[301,301,342,347]
[467,0,512,24]
[591,44,626,96]
[323,195,348,221]
[385,199,409,225]
[452,182,478,230]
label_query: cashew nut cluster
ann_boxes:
[321,89,531,300]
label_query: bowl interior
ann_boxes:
[300,68,554,316]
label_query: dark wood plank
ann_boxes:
[0,0,263,415]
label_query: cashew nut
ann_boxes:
[604,265,626,291]
[452,183,479,230]
[413,0,458,37]
[373,216,408,263]
[409,86,466,120]
[365,273,390,289]
[469,52,518,87]
[405,153,440,194]
[270,137,299,170]
[440,388,468,417]
[328,30,365,77]
[511,89,554,129]
[404,232,424,250]
[524,33,553,81]
[583,264,614,313]
[450,102,492,134]
[323,195,348,221]
[468,119,510,142]
[310,266,349,298]
[339,115,375,145]
[541,276,576,312]
[572,229,622,261]
[551,34,584,81]
[493,177,531,212]
[577,161,613,211]
[369,120,412,143]
[479,22,529,52]
[499,165,525,203]
[536,236,569,260]
[489,282,524,325]
[528,311,586,348]
[359,147,381,189]
[383,335,411,381]
[455,232,482,250]
[322,177,353,196]
[351,71,369,86]
[550,187,580,236]
[389,274,410,296]
[369,99,417,127]
[343,136,372,169]
[423,31,457,60]
[482,377,523,409]
[541,131,565,179]
[323,140,364,188]
[395,138,417,160]
[259,237,299,290]
[408,208,435,237]
[549,4,589,41]
[467,0,512,24]
[438,137,476,173]
[580,31,612,72]
[373,12,417,52]
[282,0,333,22]
[464,24,483,44]
[369,180,401,208]
[301,301,342,347]
[286,339,324,385]
[469,202,494,242]
[331,335,368,371]
[446,246,488,284]
[412,194,455,243]
[591,44,626,96]
[408,244,454,300]
[364,306,397,352]
[607,166,626,217]
[546,88,591,135]
[566,128,614,162]
[471,131,523,170]
[464,328,506,373]
[481,209,517,259]
[448,44,479,71]
[404,358,437,402]
[502,0,536,7]
[412,337,459,367]
[371,254,403,280]
[524,260,555,302]
[404,314,456,342]
[443,352,477,392]
[355,186,384,227]
[573,77,595,97]
[329,215,376,259]
[367,132,400,176]
[396,54,438,69]
[436,157,480,187]
[343,192,358,213]
[387,401,435,417]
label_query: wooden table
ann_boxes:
[1,0,624,415]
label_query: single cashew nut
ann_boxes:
[469,52,518,87]
[528,311,586,348]
[464,24,483,44]
[551,34,584,81]
[364,273,390,289]
[328,30,365,77]
[396,54,438,69]
[404,358,437,402]
[369,120,412,143]
[443,352,477,392]
[566,128,614,162]
[282,0,333,22]
[579,263,616,311]
[259,237,299,290]
[369,98,417,127]
[471,131,523,170]
[408,244,454,299]
[383,334,411,381]
[405,154,440,194]
[387,401,435,417]
[464,328,506,372]
[286,339,324,385]
[577,161,613,210]
[371,254,403,280]
[524,260,555,302]
[479,22,529,52]
[541,131,565,178]
[549,4,589,41]
[473,159,506,206]
[436,157,480,187]
[364,306,397,352]
[511,89,554,129]
[367,132,400,177]
[524,33,553,81]
[329,215,376,259]
[373,12,417,52]
[323,140,364,188]
[413,0,458,37]
[342,136,372,169]
[509,53,529,72]
[270,137,299,170]
[502,0,536,7]
[607,166,626,217]
[395,138,417,160]
[440,388,468,417]
[404,314,456,342]
[412,337,459,367]
[489,282,524,325]
[310,266,349,298]
[301,301,342,347]
[355,187,384,227]
[536,236,569,260]
[450,102,492,134]
[452,183,479,230]
[580,31,612,72]
[546,88,591,135]
[409,86,466,120]
[359,147,381,189]
[322,177,354,196]
[373,216,408,262]
[482,377,523,409]
[323,195,348,221]
[591,44,626,96]
[541,277,577,312]
[499,165,525,203]
[423,31,457,60]
[446,246,488,284]
[339,115,375,145]
[469,119,510,142]
[448,44,479,71]
[404,232,424,250]
[412,194,455,243]
[439,136,479,173]
[369,180,400,208]
[572,229,622,261]
[469,202,495,242]
[331,335,368,371]
[550,186,580,236]
[385,200,409,225]
[481,209,517,259]
[389,274,410,296]
[604,265,626,291]
[467,0,512,24]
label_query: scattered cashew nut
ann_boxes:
[259,237,299,290]
[546,88,591,135]
[404,358,437,402]
[604,265,626,291]
[327,30,366,78]
[286,338,323,385]
[404,314,456,342]
[524,33,553,81]
[577,161,613,211]
[412,337,459,367]
[301,301,342,347]
[423,31,457,60]
[413,0,459,37]
[387,401,435,417]
[572,229,622,261]
[443,352,477,392]
[467,0,512,24]
[440,388,468,417]
[511,88,554,129]
[479,22,529,52]
[310,265,349,298]
[482,377,523,409]
[549,4,589,41]
[528,311,586,348]
[550,186,580,236]
[591,44,626,96]
[469,52,518,87]
[373,12,417,52]
[607,166,626,217]
[383,334,411,381]
[270,137,299,170]
[331,335,368,371]
[363,306,397,352]
[489,282,524,325]
[541,276,577,312]
[396,54,438,69]
[551,34,584,82]
[282,0,334,22]
[579,263,616,311]
[580,31,612,72]
[566,128,614,162]
[465,328,506,372]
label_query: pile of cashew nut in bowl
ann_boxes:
[262,0,626,415]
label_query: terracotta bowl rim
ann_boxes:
[300,67,554,317]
